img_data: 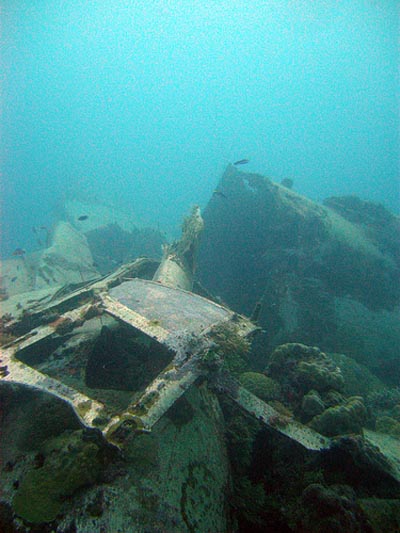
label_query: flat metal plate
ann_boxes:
[109,279,232,336]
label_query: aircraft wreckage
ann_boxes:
[1,207,399,475]
[0,206,333,455]
[1,202,400,531]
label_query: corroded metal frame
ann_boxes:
[1,260,330,451]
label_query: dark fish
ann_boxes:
[12,248,26,256]
[250,301,262,323]
[233,159,250,165]
[39,226,48,231]
[213,190,227,199]
[78,215,89,221]
[281,178,293,189]
[11,276,17,283]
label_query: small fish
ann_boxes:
[11,276,17,283]
[32,226,38,234]
[250,301,262,323]
[233,159,249,166]
[78,215,89,221]
[213,190,228,199]
[12,248,26,257]
[281,178,293,189]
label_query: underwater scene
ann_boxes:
[1,2,399,532]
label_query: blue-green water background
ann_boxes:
[2,1,399,258]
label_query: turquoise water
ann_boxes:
[2,1,399,257]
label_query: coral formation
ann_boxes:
[12,430,104,524]
[267,343,344,395]
[238,372,281,402]
[309,396,367,437]
[208,321,251,376]
[263,343,375,439]
[301,390,325,418]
